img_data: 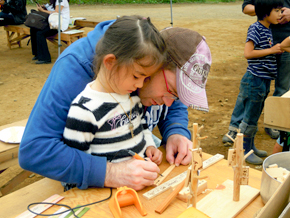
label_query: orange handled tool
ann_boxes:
[128,150,146,161]
[127,150,163,177]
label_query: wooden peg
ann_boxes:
[233,133,244,201]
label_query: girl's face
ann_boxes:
[110,56,163,95]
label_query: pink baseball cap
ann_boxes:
[161,27,212,112]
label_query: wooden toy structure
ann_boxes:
[195,131,259,218]
[227,132,252,201]
[182,123,208,207]
[155,123,208,214]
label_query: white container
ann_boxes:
[260,151,290,204]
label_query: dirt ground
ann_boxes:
[0,2,277,190]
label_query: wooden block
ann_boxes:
[227,149,235,166]
[240,166,249,185]
[0,164,32,196]
[177,207,210,218]
[176,179,208,202]
[154,164,175,186]
[264,95,290,132]
[268,163,278,168]
[266,167,284,179]
[196,179,260,218]
[192,148,203,171]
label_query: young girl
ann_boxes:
[30,0,70,64]
[63,15,165,165]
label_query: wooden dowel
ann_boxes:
[244,149,254,160]
[233,133,243,201]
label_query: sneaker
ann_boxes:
[222,130,237,147]
[264,127,279,139]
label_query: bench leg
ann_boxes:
[17,33,21,48]
[6,31,12,49]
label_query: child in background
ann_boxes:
[63,15,165,165]
[223,0,284,164]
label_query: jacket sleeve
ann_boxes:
[19,54,106,189]
[157,100,191,144]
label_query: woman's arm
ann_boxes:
[37,3,63,14]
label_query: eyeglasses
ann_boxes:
[163,69,179,101]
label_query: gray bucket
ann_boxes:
[260,151,290,204]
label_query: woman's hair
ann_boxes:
[255,0,283,21]
[93,15,166,78]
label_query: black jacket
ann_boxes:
[2,0,27,24]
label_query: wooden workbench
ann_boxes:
[0,150,264,218]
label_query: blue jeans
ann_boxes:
[229,71,271,137]
[273,52,290,97]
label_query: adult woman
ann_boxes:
[30,0,70,64]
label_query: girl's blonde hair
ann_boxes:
[93,15,166,78]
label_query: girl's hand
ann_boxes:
[146,146,163,165]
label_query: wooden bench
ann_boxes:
[4,20,100,49]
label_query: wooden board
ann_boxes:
[256,174,290,218]
[264,91,290,132]
[0,164,32,196]
[197,180,260,218]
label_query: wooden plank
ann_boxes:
[264,95,290,132]
[256,174,290,218]
[0,119,27,157]
[0,158,19,171]
[0,164,32,196]
[155,178,186,214]
[154,165,175,186]
[0,146,18,163]
[197,179,260,218]
[74,20,100,28]
[0,178,63,218]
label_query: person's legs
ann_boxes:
[35,27,57,63]
[30,28,38,58]
[223,73,247,146]
[0,12,15,26]
[239,73,270,164]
